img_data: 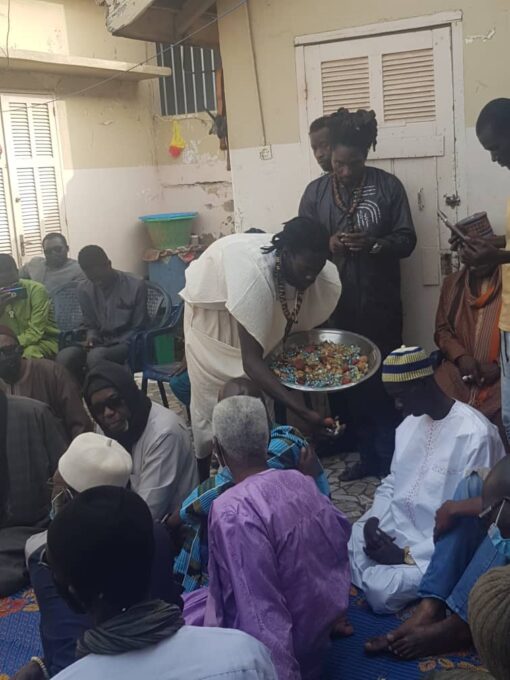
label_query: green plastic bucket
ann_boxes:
[140,212,197,249]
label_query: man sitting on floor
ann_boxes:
[19,233,85,295]
[56,245,147,383]
[348,346,505,614]
[15,432,182,680]
[84,361,197,520]
[0,325,91,441]
[434,214,504,440]
[0,393,66,596]
[183,396,351,680]
[42,487,277,680]
[0,254,59,359]
[169,377,329,593]
[364,456,510,660]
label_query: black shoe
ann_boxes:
[340,460,378,481]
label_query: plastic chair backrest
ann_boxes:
[51,281,83,332]
[146,281,172,329]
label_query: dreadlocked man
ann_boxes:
[300,108,417,479]
[180,218,341,479]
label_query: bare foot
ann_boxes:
[388,615,472,660]
[364,599,446,655]
[331,616,354,638]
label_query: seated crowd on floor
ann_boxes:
[3,98,510,680]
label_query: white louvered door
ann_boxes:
[0,94,66,262]
[301,26,459,351]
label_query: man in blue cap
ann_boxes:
[348,346,505,615]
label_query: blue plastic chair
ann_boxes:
[50,281,85,347]
[137,303,190,415]
[128,282,174,371]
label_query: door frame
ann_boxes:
[294,10,467,220]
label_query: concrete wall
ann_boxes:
[216,0,510,233]
[0,0,232,273]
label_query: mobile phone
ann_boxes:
[437,210,467,242]
[1,285,27,301]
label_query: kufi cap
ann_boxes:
[457,212,494,240]
[382,346,433,383]
[58,432,132,493]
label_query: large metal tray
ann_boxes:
[267,329,382,393]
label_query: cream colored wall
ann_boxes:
[215,0,510,234]
[215,0,510,351]
[218,0,510,149]
[0,0,232,272]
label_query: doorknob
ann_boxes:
[19,234,25,256]
[444,193,461,208]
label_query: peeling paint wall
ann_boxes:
[154,111,234,240]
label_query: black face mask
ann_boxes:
[0,346,23,383]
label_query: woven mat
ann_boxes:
[0,586,486,679]
[0,589,42,678]
[322,587,486,679]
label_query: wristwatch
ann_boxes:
[403,546,416,566]
[370,240,383,255]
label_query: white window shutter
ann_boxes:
[1,95,66,259]
[320,56,370,114]
[382,48,436,123]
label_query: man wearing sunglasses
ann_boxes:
[19,233,85,296]
[365,456,510,660]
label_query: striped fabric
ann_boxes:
[173,425,330,593]
[382,345,434,383]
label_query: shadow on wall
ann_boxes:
[62,165,158,275]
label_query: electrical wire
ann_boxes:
[18,0,247,110]
[6,0,10,66]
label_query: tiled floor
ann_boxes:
[321,453,379,522]
[146,380,379,523]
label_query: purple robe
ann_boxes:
[184,469,351,680]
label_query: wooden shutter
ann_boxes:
[320,56,370,114]
[382,48,436,123]
[1,95,66,259]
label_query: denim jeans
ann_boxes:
[418,472,508,622]
[500,331,510,444]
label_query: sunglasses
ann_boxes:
[479,496,510,519]
[44,245,66,255]
[90,393,124,417]
[0,345,22,359]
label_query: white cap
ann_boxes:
[58,432,132,493]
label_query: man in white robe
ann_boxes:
[349,346,505,614]
[180,219,341,473]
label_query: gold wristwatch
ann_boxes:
[403,546,415,565]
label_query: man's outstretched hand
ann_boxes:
[363,517,405,565]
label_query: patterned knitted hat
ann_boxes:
[382,346,433,383]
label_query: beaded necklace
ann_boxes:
[332,173,366,231]
[275,252,304,342]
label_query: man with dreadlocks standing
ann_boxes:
[300,109,417,479]
[180,217,341,479]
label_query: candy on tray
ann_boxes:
[270,341,369,389]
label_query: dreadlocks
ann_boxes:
[328,108,378,154]
[261,217,330,258]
